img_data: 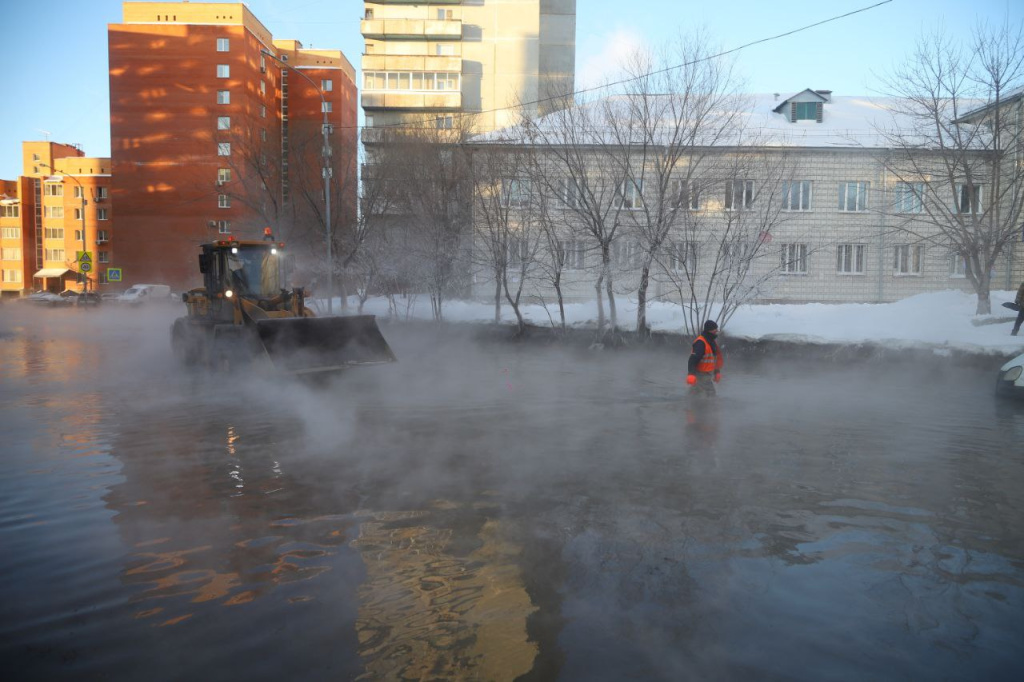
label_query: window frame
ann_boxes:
[782,180,812,211]
[780,242,808,274]
[893,244,924,276]
[894,181,924,214]
[836,243,866,275]
[725,179,754,211]
[838,181,869,212]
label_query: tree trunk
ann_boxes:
[594,272,606,331]
[494,278,502,323]
[636,265,650,339]
[605,264,617,330]
[554,272,566,331]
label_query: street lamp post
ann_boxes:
[41,162,88,293]
[260,49,335,314]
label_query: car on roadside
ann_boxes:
[996,352,1024,399]
[17,291,66,306]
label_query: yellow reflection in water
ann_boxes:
[351,508,537,680]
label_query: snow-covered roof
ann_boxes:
[473,91,961,150]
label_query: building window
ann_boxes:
[96,186,108,199]
[782,180,811,211]
[610,240,639,269]
[322,101,333,113]
[260,80,266,96]
[97,208,108,220]
[955,183,983,214]
[217,220,230,234]
[44,206,64,218]
[260,54,266,73]
[74,208,83,220]
[1,226,20,238]
[839,181,869,211]
[44,248,65,261]
[217,116,231,130]
[98,251,110,264]
[557,239,586,270]
[671,179,700,210]
[217,38,230,52]
[894,182,924,213]
[363,71,460,92]
[669,241,698,272]
[74,229,84,241]
[781,243,808,274]
[837,244,865,274]
[321,79,333,92]
[1,247,22,260]
[1,205,19,218]
[33,153,40,161]
[435,115,453,129]
[558,178,584,209]
[949,250,967,277]
[97,230,109,243]
[73,186,83,198]
[725,180,754,211]
[1,269,22,283]
[44,227,64,239]
[260,104,267,118]
[44,183,64,196]
[794,101,820,121]
[217,64,230,78]
[218,168,231,184]
[501,179,530,208]
[261,128,267,142]
[217,90,230,105]
[218,194,231,208]
[615,180,643,210]
[894,244,923,275]
[218,143,231,156]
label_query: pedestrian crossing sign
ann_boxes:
[107,268,122,282]
[77,251,93,264]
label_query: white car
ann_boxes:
[996,352,1024,399]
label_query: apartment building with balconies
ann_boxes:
[108,1,357,291]
[1,142,113,298]
[360,0,576,135]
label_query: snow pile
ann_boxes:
[336,289,1024,357]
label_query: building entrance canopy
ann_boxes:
[33,268,71,279]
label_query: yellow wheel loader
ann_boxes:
[170,235,396,375]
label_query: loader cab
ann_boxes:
[199,239,288,300]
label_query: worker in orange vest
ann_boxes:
[686,319,723,396]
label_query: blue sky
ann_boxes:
[1,0,1020,180]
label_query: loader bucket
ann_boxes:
[254,315,397,374]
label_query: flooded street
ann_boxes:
[1,304,1022,681]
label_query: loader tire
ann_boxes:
[171,318,202,367]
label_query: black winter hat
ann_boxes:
[703,319,719,333]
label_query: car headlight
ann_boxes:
[1004,366,1023,382]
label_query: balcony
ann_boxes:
[361,19,462,40]
[361,91,461,111]
[361,54,461,72]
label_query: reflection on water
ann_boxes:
[352,506,536,681]
[1,308,1023,680]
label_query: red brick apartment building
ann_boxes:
[0,142,113,298]
[108,1,357,292]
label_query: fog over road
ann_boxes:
[1,304,1022,681]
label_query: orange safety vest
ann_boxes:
[694,335,723,374]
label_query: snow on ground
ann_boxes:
[323,289,1024,358]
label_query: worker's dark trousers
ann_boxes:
[1013,309,1024,335]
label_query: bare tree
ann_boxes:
[374,120,474,321]
[469,138,545,332]
[874,21,1024,314]
[607,35,748,336]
